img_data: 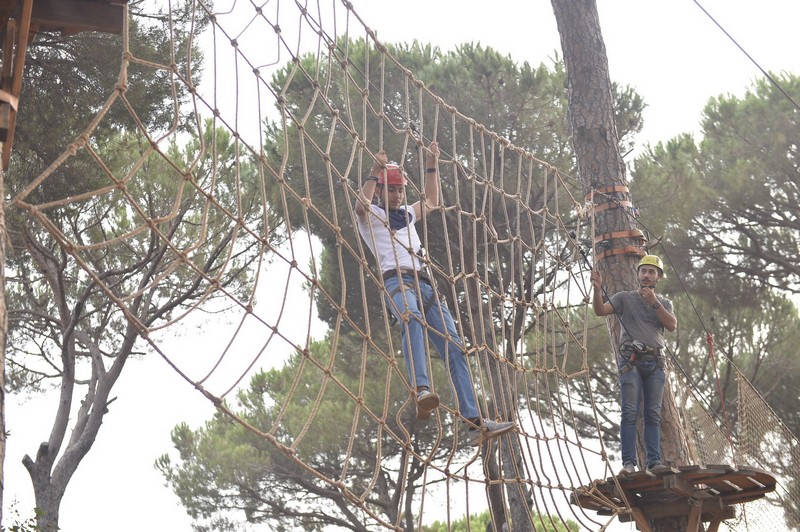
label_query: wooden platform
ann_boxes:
[1,0,127,36]
[0,0,129,168]
[571,464,776,532]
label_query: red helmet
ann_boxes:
[377,164,405,186]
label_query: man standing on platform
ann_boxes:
[591,255,677,475]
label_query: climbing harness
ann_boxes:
[619,340,664,378]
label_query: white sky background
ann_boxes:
[4,1,800,531]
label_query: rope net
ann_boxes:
[9,1,799,530]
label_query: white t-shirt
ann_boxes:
[357,203,423,274]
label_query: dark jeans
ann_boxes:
[618,355,665,468]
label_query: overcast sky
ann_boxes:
[5,1,800,531]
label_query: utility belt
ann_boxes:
[382,267,432,286]
[619,341,664,376]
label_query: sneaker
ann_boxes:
[618,462,637,476]
[647,462,669,473]
[468,419,516,446]
[415,389,440,420]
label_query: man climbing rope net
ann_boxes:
[354,141,515,447]
[591,255,677,475]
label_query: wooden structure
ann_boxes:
[0,0,126,169]
[572,464,776,532]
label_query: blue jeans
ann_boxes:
[384,274,480,420]
[618,355,665,467]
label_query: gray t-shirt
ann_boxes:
[608,290,673,350]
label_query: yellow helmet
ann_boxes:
[637,254,664,276]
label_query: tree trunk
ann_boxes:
[551,1,691,530]
[18,285,136,531]
[0,163,7,525]
[22,443,65,532]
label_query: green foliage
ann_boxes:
[422,509,578,532]
[1,503,47,532]
[633,73,800,297]
[631,73,800,437]
[6,120,267,389]
[5,0,207,203]
[158,333,457,531]
[5,0,221,394]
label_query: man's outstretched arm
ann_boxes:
[591,270,615,316]
[356,150,387,222]
[414,141,440,219]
